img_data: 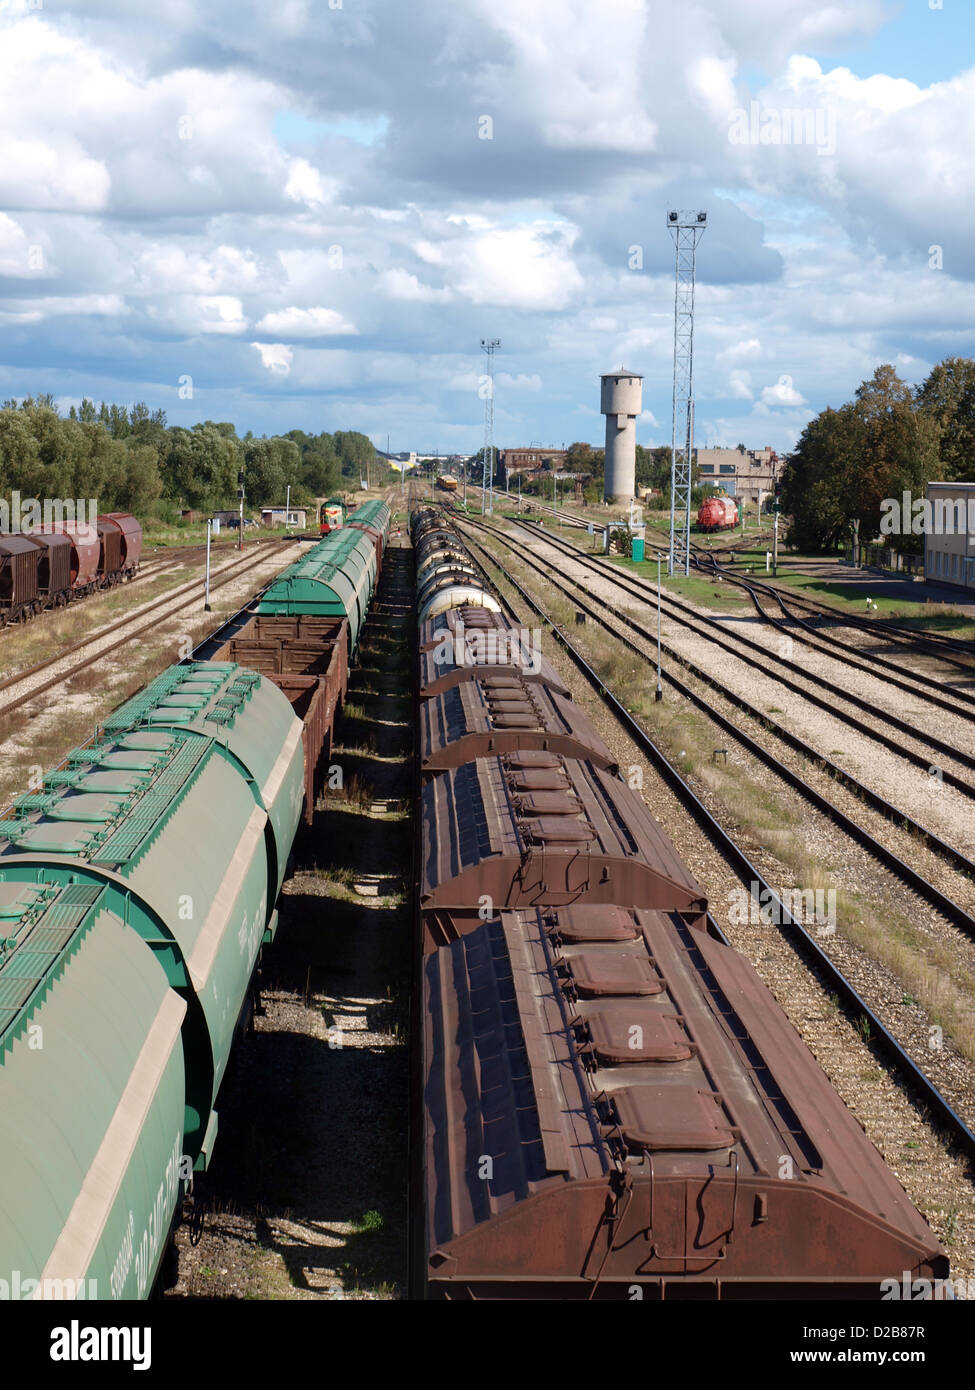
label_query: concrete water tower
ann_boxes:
[601,368,642,503]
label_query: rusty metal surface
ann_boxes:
[422,905,947,1296]
[420,680,615,772]
[210,614,348,697]
[420,756,707,940]
[96,517,123,576]
[418,621,569,699]
[100,512,143,570]
[0,536,39,610]
[209,613,348,823]
[24,532,72,597]
[42,522,100,589]
[419,605,522,653]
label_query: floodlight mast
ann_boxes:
[480,338,500,514]
[667,209,706,577]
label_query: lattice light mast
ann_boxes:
[667,209,707,576]
[480,338,500,515]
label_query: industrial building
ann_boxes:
[924,481,975,590]
[497,447,567,485]
[696,445,780,507]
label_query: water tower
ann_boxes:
[601,368,642,503]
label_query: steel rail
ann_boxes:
[451,513,975,1165]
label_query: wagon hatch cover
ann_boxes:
[48,792,126,822]
[585,1003,691,1062]
[612,1085,734,1152]
[565,951,664,997]
[545,906,639,942]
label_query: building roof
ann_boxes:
[602,366,643,379]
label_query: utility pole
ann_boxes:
[481,338,500,515]
[667,209,707,576]
[237,468,245,550]
[655,553,663,701]
[204,517,213,611]
[285,483,291,532]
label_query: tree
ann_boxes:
[915,356,975,482]
[783,366,939,552]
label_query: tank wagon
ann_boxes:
[697,495,738,532]
[411,505,947,1299]
[0,513,142,625]
[413,513,501,625]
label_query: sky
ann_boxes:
[0,0,973,455]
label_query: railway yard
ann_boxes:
[2,483,975,1312]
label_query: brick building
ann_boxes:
[695,446,780,507]
[498,447,568,485]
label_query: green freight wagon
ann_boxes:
[0,662,303,1299]
[257,527,377,652]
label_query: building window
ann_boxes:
[719,465,736,474]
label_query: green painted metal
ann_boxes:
[0,883,186,1299]
[0,661,308,1298]
[101,662,304,901]
[256,527,377,650]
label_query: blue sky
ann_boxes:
[0,0,973,457]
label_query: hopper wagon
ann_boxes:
[410,504,948,1300]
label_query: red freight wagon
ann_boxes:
[43,522,101,593]
[99,513,142,575]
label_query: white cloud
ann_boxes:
[255,306,357,336]
[251,342,294,374]
[760,375,807,407]
[146,294,247,334]
[450,224,584,310]
[284,157,335,208]
[718,337,762,362]
[728,370,753,399]
[377,268,453,303]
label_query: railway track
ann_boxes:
[498,516,975,815]
[0,538,296,721]
[463,515,975,915]
[456,512,975,1162]
[695,550,975,678]
[613,514,975,708]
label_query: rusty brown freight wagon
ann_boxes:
[0,536,40,623]
[210,613,348,824]
[421,904,947,1298]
